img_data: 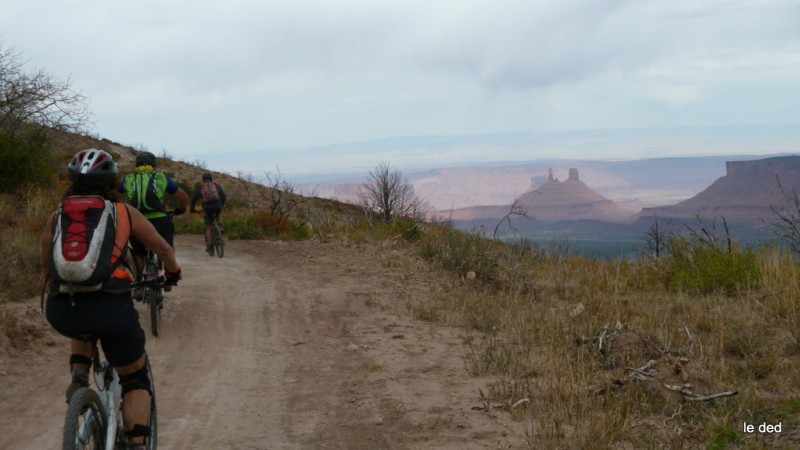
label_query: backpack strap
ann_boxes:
[110,203,133,281]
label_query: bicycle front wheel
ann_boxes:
[145,356,158,450]
[63,387,107,450]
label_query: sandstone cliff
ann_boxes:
[640,155,800,222]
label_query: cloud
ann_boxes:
[2,0,800,163]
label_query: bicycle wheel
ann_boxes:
[146,286,160,337]
[213,223,224,258]
[145,356,158,450]
[63,387,107,450]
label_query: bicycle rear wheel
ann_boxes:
[147,286,161,337]
[213,223,224,258]
[63,387,107,450]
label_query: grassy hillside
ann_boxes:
[0,131,364,301]
[3,131,800,448]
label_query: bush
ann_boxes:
[0,187,58,301]
[664,235,761,295]
[0,129,55,193]
[418,227,498,282]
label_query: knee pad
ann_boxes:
[119,364,153,397]
[70,354,92,368]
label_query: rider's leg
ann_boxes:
[205,224,213,247]
[66,339,92,402]
[117,354,152,445]
[70,339,91,369]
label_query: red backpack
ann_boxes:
[200,181,220,202]
[49,196,132,293]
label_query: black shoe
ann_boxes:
[164,285,172,292]
[206,245,214,255]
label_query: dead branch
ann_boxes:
[685,391,739,402]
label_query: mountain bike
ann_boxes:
[63,335,156,450]
[132,263,165,338]
[130,212,175,337]
[210,215,224,258]
[192,210,224,258]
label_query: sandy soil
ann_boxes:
[0,235,529,449]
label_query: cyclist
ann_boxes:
[119,151,188,282]
[189,172,227,255]
[42,149,182,450]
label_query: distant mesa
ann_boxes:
[640,155,800,223]
[448,168,637,223]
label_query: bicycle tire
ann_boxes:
[145,356,158,450]
[213,223,224,258]
[62,387,107,450]
[144,256,162,337]
[147,287,160,337]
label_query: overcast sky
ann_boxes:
[2,0,800,177]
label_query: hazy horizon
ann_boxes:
[3,0,799,174]
[187,125,800,183]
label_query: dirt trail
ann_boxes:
[0,235,528,449]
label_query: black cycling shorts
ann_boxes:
[203,207,221,225]
[130,215,174,256]
[46,290,146,367]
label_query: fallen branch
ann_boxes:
[685,391,738,402]
[626,360,657,380]
[511,398,530,410]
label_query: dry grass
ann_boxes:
[0,188,59,301]
[413,228,800,449]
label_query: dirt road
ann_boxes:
[0,235,528,449]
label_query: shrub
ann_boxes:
[0,187,57,301]
[418,227,498,282]
[0,129,56,193]
[664,235,761,295]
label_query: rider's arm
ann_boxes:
[126,205,181,273]
[174,187,189,210]
[40,213,55,277]
[189,187,201,211]
[165,177,189,210]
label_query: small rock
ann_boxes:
[347,344,359,351]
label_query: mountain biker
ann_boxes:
[119,151,189,282]
[42,149,182,450]
[189,172,227,255]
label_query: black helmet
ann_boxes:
[135,151,157,167]
[202,172,213,180]
[68,149,118,185]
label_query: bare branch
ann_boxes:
[0,43,91,135]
